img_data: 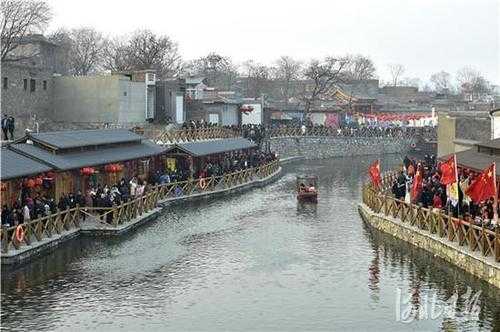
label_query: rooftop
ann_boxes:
[0,148,52,180]
[29,129,142,150]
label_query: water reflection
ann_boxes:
[1,155,499,331]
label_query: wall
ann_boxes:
[52,75,147,128]
[269,136,413,159]
[1,63,53,137]
[358,203,500,289]
[437,113,456,157]
[118,79,147,123]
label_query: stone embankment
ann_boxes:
[270,136,414,159]
[359,179,500,289]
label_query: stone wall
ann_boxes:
[1,63,54,138]
[269,136,414,159]
[358,203,500,288]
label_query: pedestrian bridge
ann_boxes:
[139,126,436,145]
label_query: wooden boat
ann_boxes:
[296,175,318,203]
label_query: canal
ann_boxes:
[2,156,500,331]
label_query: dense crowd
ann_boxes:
[179,120,436,141]
[1,151,277,227]
[391,155,498,230]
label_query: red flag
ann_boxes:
[411,164,423,201]
[466,163,497,204]
[368,160,381,188]
[440,155,457,185]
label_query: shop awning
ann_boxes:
[170,138,256,157]
[10,141,166,171]
[1,148,53,180]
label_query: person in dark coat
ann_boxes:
[1,115,8,141]
[7,116,15,140]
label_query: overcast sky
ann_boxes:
[47,0,499,86]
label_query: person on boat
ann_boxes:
[299,183,306,193]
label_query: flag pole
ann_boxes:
[494,162,498,226]
[454,154,460,218]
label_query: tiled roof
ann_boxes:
[10,141,166,171]
[29,129,142,150]
[0,148,52,180]
[171,138,256,157]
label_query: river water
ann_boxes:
[1,156,499,331]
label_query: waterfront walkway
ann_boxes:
[359,172,500,288]
[1,160,281,265]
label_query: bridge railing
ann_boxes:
[140,126,435,144]
[1,207,81,254]
[362,180,500,262]
[142,128,241,144]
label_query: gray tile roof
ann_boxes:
[441,148,500,173]
[1,148,52,180]
[173,138,256,157]
[10,141,166,171]
[29,129,142,150]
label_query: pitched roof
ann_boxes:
[10,141,166,171]
[29,129,142,150]
[0,148,52,180]
[476,137,500,150]
[171,138,256,157]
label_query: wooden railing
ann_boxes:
[362,182,500,262]
[1,207,81,254]
[82,191,160,227]
[155,160,280,201]
[145,128,241,144]
[140,126,434,144]
[0,160,281,254]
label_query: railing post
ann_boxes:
[495,226,500,262]
[1,225,8,254]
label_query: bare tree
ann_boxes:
[344,54,376,80]
[242,60,272,98]
[127,29,182,78]
[0,0,52,61]
[49,27,104,76]
[387,63,405,86]
[302,56,350,113]
[273,56,302,103]
[429,71,451,93]
[101,37,135,72]
[184,53,238,90]
[456,66,490,98]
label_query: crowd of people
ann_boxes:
[1,150,277,227]
[179,120,436,142]
[390,155,498,230]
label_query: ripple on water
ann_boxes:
[1,156,499,331]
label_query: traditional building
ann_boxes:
[7,129,166,201]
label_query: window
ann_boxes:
[23,79,28,91]
[43,80,47,90]
[30,79,35,92]
[2,77,7,89]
